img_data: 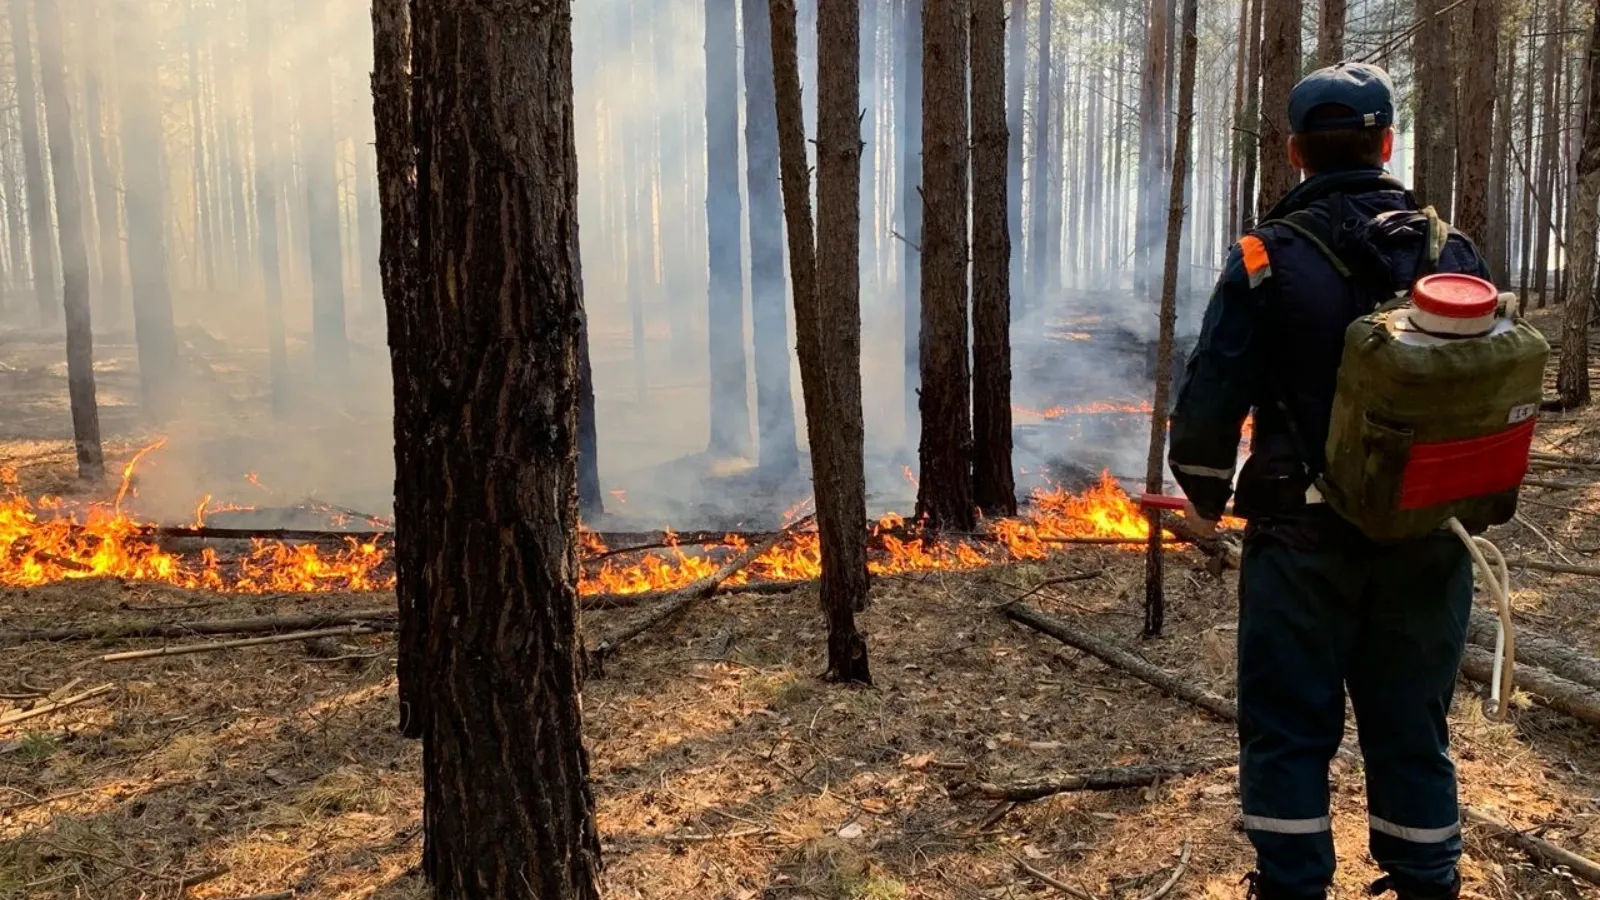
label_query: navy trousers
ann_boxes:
[1237,529,1472,898]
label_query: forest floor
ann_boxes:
[1,310,1599,899]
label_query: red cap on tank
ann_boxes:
[1412,273,1499,319]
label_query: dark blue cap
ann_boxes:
[1288,62,1396,133]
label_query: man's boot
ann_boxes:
[1242,872,1327,900]
[1368,874,1462,899]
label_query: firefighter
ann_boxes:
[1169,63,1491,900]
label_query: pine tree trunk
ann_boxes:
[184,0,216,292]
[705,0,752,459]
[1027,0,1051,303]
[1488,20,1517,283]
[403,2,602,894]
[1519,9,1539,306]
[35,0,100,482]
[296,0,349,379]
[1135,0,1169,292]
[213,34,253,294]
[82,0,121,327]
[1414,0,1457,218]
[1556,6,1600,409]
[744,0,800,476]
[114,0,181,422]
[793,0,873,681]
[1240,0,1264,230]
[247,0,288,413]
[1227,0,1250,238]
[860,0,879,293]
[1533,0,1562,308]
[1006,0,1024,298]
[10,0,59,325]
[2,123,28,297]
[970,0,1013,517]
[353,105,381,317]
[899,0,922,440]
[652,4,695,366]
[915,0,973,532]
[1317,0,1347,66]
[1454,0,1499,245]
[1257,0,1301,217]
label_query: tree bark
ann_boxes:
[1240,0,1264,231]
[1468,609,1600,692]
[1532,0,1564,308]
[1461,646,1600,727]
[1257,0,1302,218]
[1414,0,1457,218]
[970,0,1014,518]
[1556,6,1599,409]
[1454,0,1498,245]
[771,0,872,683]
[744,0,801,476]
[915,0,974,532]
[35,0,100,483]
[247,0,288,413]
[1006,0,1024,300]
[2,117,28,298]
[10,0,59,325]
[1317,0,1347,66]
[1487,18,1517,283]
[1027,0,1051,303]
[899,0,923,440]
[705,0,752,459]
[114,0,181,422]
[82,0,121,327]
[1519,9,1538,306]
[1227,0,1250,239]
[403,0,602,894]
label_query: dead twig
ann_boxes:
[98,626,380,663]
[1136,841,1192,900]
[950,758,1236,802]
[1506,557,1600,578]
[1465,808,1600,886]
[583,578,804,611]
[662,826,776,843]
[1011,855,1100,900]
[0,609,396,646]
[0,683,115,727]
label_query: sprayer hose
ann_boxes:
[1447,517,1515,718]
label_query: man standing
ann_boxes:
[1169,64,1489,900]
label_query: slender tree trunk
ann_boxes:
[915,0,973,532]
[1257,0,1302,217]
[1006,0,1024,303]
[1488,19,1517,283]
[114,0,181,421]
[1520,8,1538,305]
[185,0,216,292]
[297,0,349,380]
[82,0,121,327]
[705,0,752,459]
[1533,0,1562,308]
[248,0,288,412]
[1317,0,1347,66]
[1240,0,1264,230]
[652,5,694,366]
[899,0,922,441]
[1414,0,1457,218]
[214,32,253,295]
[1556,6,1600,408]
[2,118,28,296]
[1454,0,1499,245]
[971,0,1013,517]
[1136,0,1169,292]
[744,0,800,476]
[35,0,100,481]
[10,0,58,325]
[1027,0,1051,303]
[860,0,879,293]
[403,1,602,894]
[1227,0,1250,239]
[775,0,872,681]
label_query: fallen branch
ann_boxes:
[1138,841,1192,900]
[1460,646,1600,726]
[1505,557,1600,578]
[1527,457,1600,472]
[1468,609,1600,692]
[950,757,1235,802]
[583,578,806,611]
[1012,856,1100,900]
[1464,808,1600,886]
[662,826,776,842]
[1521,477,1591,490]
[98,626,382,663]
[149,525,389,543]
[0,683,115,726]
[0,609,397,646]
[588,517,814,669]
[1002,602,1239,722]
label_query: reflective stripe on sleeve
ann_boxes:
[1171,461,1236,481]
[1241,815,1333,835]
[1369,816,1461,844]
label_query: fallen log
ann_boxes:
[950,757,1236,802]
[1001,602,1239,722]
[1460,646,1600,726]
[583,578,806,611]
[0,683,116,727]
[0,609,397,646]
[98,625,383,663]
[148,525,390,544]
[587,517,814,670]
[1464,808,1600,887]
[1468,609,1600,692]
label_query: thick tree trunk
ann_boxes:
[82,0,121,327]
[744,0,800,476]
[35,0,100,483]
[915,0,973,532]
[1414,0,1457,219]
[403,1,602,894]
[1317,0,1347,66]
[1006,0,1024,300]
[1027,0,1051,303]
[971,0,1013,517]
[1454,0,1498,245]
[860,0,879,292]
[297,0,349,380]
[1240,0,1264,231]
[705,0,752,459]
[10,0,58,325]
[114,0,181,422]
[1556,7,1600,409]
[809,0,873,681]
[900,0,923,440]
[247,0,288,413]
[1257,0,1301,217]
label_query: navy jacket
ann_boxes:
[1168,168,1491,539]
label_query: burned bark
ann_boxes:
[1256,0,1302,217]
[297,0,349,381]
[35,0,100,483]
[705,0,753,460]
[915,0,974,532]
[247,0,288,413]
[1556,6,1599,409]
[970,0,1014,518]
[1414,0,1457,218]
[403,0,602,895]
[9,0,58,325]
[744,0,801,476]
[770,0,872,683]
[1453,0,1499,246]
[114,0,181,422]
